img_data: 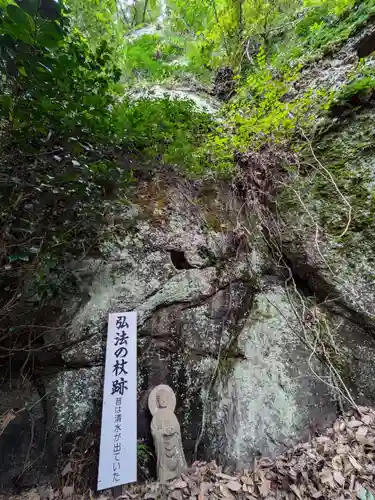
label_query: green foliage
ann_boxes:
[2,0,375,363]
[123,34,184,81]
[273,0,375,68]
[137,440,153,479]
[161,0,375,77]
[0,0,215,342]
[120,0,162,29]
[0,1,62,48]
[65,0,118,41]
[332,75,375,108]
[200,46,334,171]
[114,96,214,171]
[329,63,375,112]
[0,1,122,145]
[168,0,212,35]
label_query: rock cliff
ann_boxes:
[1,23,375,494]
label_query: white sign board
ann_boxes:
[97,312,137,490]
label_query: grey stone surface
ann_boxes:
[4,175,372,491]
[45,367,102,434]
[204,285,337,466]
[50,180,375,469]
[330,314,375,403]
[281,23,375,324]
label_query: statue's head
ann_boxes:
[148,384,176,416]
[156,389,169,409]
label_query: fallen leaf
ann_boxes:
[258,479,271,497]
[241,476,253,486]
[333,471,345,487]
[200,482,212,494]
[1,409,16,433]
[361,415,372,426]
[347,420,363,429]
[169,490,183,500]
[62,486,74,499]
[191,486,201,496]
[312,492,323,499]
[356,426,368,439]
[226,481,241,493]
[216,473,238,481]
[258,457,273,468]
[289,484,303,499]
[357,406,371,414]
[320,468,335,488]
[349,475,356,492]
[348,454,362,471]
[332,455,343,470]
[219,485,235,499]
[61,462,72,476]
[170,480,187,490]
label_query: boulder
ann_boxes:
[43,183,345,470]
[2,176,375,490]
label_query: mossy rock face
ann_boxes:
[313,110,375,260]
[279,108,375,320]
[25,177,367,482]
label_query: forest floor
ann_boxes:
[3,406,375,500]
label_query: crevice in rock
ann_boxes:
[0,349,102,386]
[139,280,231,323]
[170,249,194,269]
[259,212,375,337]
[222,283,255,361]
[357,30,375,58]
[329,90,375,118]
[142,342,247,361]
[281,249,375,337]
[180,279,256,313]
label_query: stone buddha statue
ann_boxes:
[148,384,187,483]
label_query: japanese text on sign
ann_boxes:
[97,312,137,490]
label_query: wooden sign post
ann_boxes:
[97,312,137,490]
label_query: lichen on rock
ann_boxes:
[46,367,103,435]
